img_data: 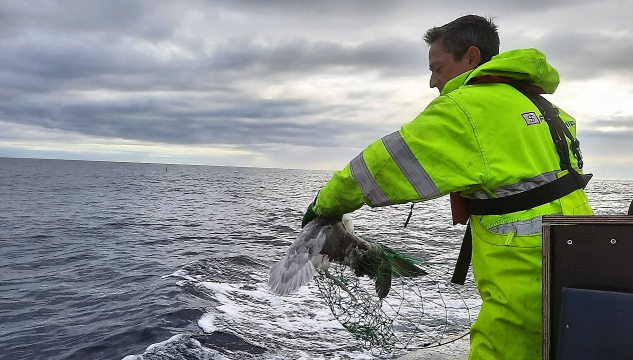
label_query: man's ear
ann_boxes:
[465,46,482,68]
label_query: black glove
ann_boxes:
[301,202,317,228]
[301,192,343,227]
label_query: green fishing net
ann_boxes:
[314,239,480,355]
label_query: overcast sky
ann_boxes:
[1,1,632,179]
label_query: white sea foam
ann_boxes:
[165,253,480,359]
[122,334,230,360]
[198,313,217,333]
[146,334,183,352]
[179,269,375,359]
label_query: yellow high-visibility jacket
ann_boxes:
[313,48,593,360]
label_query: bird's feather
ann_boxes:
[268,221,328,296]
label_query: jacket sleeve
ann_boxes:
[313,95,487,218]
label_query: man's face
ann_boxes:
[428,40,474,93]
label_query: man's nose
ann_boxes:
[429,74,439,89]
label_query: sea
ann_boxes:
[1,157,631,360]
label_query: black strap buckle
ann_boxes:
[572,139,584,169]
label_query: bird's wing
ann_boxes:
[379,243,427,277]
[268,223,327,296]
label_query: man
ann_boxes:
[302,15,593,360]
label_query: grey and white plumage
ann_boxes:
[268,216,425,299]
[267,217,333,296]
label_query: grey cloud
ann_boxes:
[211,0,595,20]
[0,13,423,150]
[587,118,633,130]
[208,38,425,76]
[0,93,387,149]
[0,1,171,39]
[1,0,631,173]
[583,129,633,139]
[579,119,633,158]
[527,31,633,79]
[0,34,423,96]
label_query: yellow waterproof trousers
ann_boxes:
[468,190,593,359]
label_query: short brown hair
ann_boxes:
[423,15,499,66]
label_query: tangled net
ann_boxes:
[314,239,480,356]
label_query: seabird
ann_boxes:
[268,216,425,299]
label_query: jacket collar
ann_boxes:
[440,70,473,96]
[438,48,560,96]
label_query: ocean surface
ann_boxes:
[1,157,631,360]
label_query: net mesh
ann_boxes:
[314,238,480,356]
